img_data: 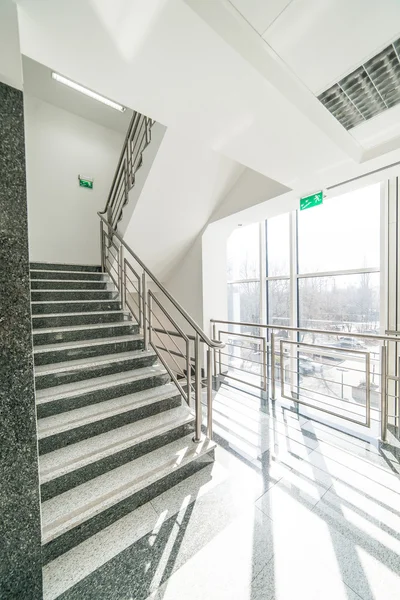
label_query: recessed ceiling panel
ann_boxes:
[263,0,400,94]
[228,0,292,35]
[318,38,400,130]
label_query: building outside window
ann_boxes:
[225,182,383,412]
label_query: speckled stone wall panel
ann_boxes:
[0,82,43,599]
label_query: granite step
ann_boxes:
[36,366,171,418]
[30,279,113,290]
[33,335,144,366]
[31,299,121,314]
[30,262,101,272]
[31,289,119,302]
[39,405,194,500]
[32,321,139,346]
[30,270,108,281]
[32,310,131,329]
[41,434,216,563]
[37,380,180,454]
[34,350,158,390]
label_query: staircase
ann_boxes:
[30,261,215,565]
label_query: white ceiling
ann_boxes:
[262,0,400,94]
[15,0,400,202]
[229,0,400,95]
[228,0,293,35]
[22,56,133,133]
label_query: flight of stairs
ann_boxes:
[30,262,215,564]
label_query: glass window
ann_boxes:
[298,272,380,333]
[267,279,290,328]
[297,183,381,274]
[227,224,260,281]
[266,213,290,276]
[227,282,260,334]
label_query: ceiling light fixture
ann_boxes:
[51,72,126,112]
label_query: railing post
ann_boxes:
[186,340,191,408]
[207,348,213,439]
[99,220,105,272]
[145,117,151,145]
[142,272,148,351]
[193,334,202,442]
[381,344,388,441]
[119,245,125,310]
[212,322,217,376]
[271,332,276,400]
[262,336,267,392]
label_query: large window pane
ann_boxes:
[227,223,260,281]
[298,183,380,273]
[266,213,290,276]
[298,272,380,333]
[267,279,290,328]
[227,281,260,334]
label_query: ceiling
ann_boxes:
[229,0,400,94]
[15,0,400,200]
[22,56,133,133]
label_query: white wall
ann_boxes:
[0,0,22,89]
[25,95,124,265]
[123,127,243,280]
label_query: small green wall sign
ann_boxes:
[79,175,93,189]
[300,190,323,211]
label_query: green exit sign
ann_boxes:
[300,190,323,211]
[79,175,93,189]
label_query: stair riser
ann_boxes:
[31,291,119,302]
[35,354,159,390]
[30,271,107,281]
[33,324,139,346]
[30,263,101,272]
[32,301,121,314]
[30,280,113,290]
[37,373,170,418]
[32,312,130,329]
[41,421,193,501]
[42,449,215,564]
[39,390,180,454]
[34,339,144,366]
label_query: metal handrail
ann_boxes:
[100,110,154,230]
[211,319,400,343]
[211,318,399,442]
[99,214,225,442]
[100,213,223,349]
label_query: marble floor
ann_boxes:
[44,383,400,600]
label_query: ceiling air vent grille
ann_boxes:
[318,38,400,130]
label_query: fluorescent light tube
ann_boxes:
[52,72,126,112]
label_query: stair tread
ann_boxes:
[39,405,193,483]
[30,269,102,276]
[34,335,142,354]
[41,434,215,543]
[36,365,167,404]
[32,321,136,335]
[31,289,116,293]
[37,380,177,440]
[30,279,111,283]
[35,349,153,376]
[31,299,120,305]
[32,310,129,320]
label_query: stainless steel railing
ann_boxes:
[211,319,400,441]
[100,111,154,231]
[99,213,224,441]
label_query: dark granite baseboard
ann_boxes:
[0,82,43,598]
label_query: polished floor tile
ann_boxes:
[45,384,400,600]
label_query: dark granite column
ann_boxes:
[0,81,43,598]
